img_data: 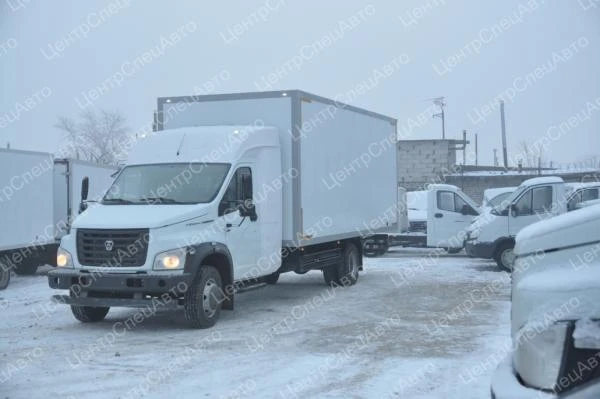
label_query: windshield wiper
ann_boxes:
[102,198,136,205]
[139,196,187,204]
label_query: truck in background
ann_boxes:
[465,177,566,271]
[48,90,398,328]
[491,203,600,397]
[364,184,479,256]
[466,177,600,272]
[0,149,116,287]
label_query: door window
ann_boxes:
[514,186,553,216]
[531,186,552,213]
[219,167,252,216]
[437,191,455,212]
[582,188,599,202]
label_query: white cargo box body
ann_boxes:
[0,149,55,251]
[158,90,398,246]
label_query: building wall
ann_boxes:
[446,172,600,205]
[397,140,457,191]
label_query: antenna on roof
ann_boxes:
[425,96,446,139]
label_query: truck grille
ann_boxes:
[409,221,427,233]
[76,229,149,267]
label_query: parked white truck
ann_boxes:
[465,177,600,271]
[47,90,398,328]
[490,203,600,398]
[0,149,115,289]
[364,184,479,256]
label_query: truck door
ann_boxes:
[218,166,260,281]
[429,190,478,249]
[508,185,553,236]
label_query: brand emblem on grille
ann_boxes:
[104,240,114,251]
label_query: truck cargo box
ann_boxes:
[157,90,398,246]
[0,149,55,252]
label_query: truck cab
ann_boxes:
[465,176,566,271]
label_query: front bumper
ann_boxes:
[48,269,192,308]
[491,356,554,399]
[465,240,495,259]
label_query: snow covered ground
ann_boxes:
[0,249,512,399]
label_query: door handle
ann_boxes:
[226,223,232,228]
[435,213,443,218]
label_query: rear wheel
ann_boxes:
[184,266,223,329]
[0,267,10,290]
[337,243,360,287]
[495,242,515,272]
[323,264,339,287]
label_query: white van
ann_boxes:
[465,177,566,271]
[490,204,600,397]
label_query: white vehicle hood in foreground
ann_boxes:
[73,204,210,229]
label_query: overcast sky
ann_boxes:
[1,0,599,167]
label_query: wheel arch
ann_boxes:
[185,242,234,310]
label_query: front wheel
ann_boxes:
[0,267,10,290]
[495,242,515,272]
[71,305,110,322]
[184,266,223,329]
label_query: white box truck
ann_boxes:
[47,90,398,328]
[0,150,116,289]
[364,184,479,256]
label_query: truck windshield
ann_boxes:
[492,185,527,214]
[102,163,230,205]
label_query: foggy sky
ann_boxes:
[1,0,599,167]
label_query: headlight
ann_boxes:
[56,248,73,268]
[153,248,187,271]
[513,322,569,390]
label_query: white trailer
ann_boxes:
[0,150,116,285]
[48,90,398,327]
[0,149,56,282]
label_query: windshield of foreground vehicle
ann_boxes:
[102,163,230,205]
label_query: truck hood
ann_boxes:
[72,204,211,229]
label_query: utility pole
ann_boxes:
[500,101,508,168]
[493,148,499,166]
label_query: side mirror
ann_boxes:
[510,204,518,217]
[81,177,89,201]
[238,201,257,222]
[79,177,90,214]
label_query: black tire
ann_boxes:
[184,266,223,329]
[446,248,462,254]
[495,242,515,272]
[262,272,280,285]
[0,267,10,290]
[323,264,339,287]
[13,258,39,276]
[71,305,110,322]
[336,243,360,287]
